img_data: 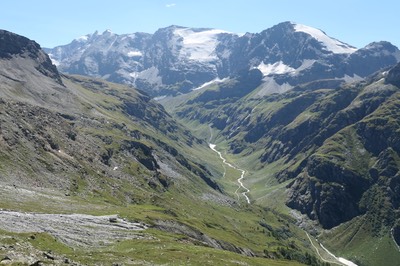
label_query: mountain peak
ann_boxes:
[291,23,357,54]
[75,34,90,43]
[0,29,41,58]
[364,41,400,52]
[102,29,113,35]
[0,30,62,85]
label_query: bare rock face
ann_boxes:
[286,169,364,229]
[0,30,62,85]
[286,71,400,229]
[386,62,400,87]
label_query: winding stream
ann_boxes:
[306,232,358,266]
[209,143,250,204]
[208,127,357,264]
[209,140,358,264]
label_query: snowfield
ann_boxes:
[256,59,316,76]
[174,28,232,61]
[293,23,357,54]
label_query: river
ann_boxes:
[209,143,250,204]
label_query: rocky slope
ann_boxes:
[286,65,400,230]
[45,22,400,96]
[43,21,400,266]
[0,31,212,196]
[169,60,400,264]
[176,63,400,228]
[0,29,326,265]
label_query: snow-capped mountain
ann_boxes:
[293,23,356,54]
[45,22,400,96]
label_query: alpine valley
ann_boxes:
[0,21,399,266]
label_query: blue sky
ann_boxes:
[1,0,398,48]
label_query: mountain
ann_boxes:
[0,29,220,206]
[5,22,400,265]
[45,22,400,97]
[0,30,329,265]
[167,61,400,265]
[45,26,236,96]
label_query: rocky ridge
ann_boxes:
[0,29,62,85]
[45,22,400,96]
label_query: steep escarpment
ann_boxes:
[287,67,400,229]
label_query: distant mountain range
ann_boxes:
[45,21,400,97]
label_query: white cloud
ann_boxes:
[166,3,176,8]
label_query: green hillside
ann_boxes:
[164,64,400,265]
[0,32,326,265]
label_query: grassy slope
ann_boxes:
[320,216,400,266]
[0,233,304,266]
[0,181,307,265]
[0,75,314,265]
[316,89,400,266]
[161,72,400,265]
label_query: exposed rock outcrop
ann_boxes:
[0,30,62,84]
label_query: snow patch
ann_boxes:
[127,51,143,57]
[293,23,357,54]
[153,95,167,101]
[256,61,295,76]
[75,35,89,42]
[320,244,358,266]
[129,72,138,79]
[192,78,228,91]
[174,28,231,61]
[48,54,60,67]
[256,60,315,77]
